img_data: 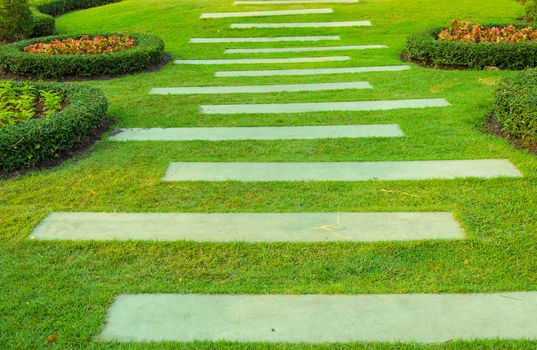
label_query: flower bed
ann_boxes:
[438,20,537,43]
[0,82,63,128]
[404,21,537,69]
[0,32,164,79]
[0,82,108,172]
[24,33,135,55]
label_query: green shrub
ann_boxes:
[494,70,537,145]
[527,1,537,21]
[0,33,165,79]
[0,0,34,42]
[30,8,55,37]
[404,25,537,70]
[0,82,108,172]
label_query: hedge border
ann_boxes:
[30,0,122,37]
[404,24,537,70]
[0,33,165,79]
[0,82,108,173]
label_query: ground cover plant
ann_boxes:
[0,32,164,78]
[0,0,536,349]
[0,82,107,172]
[0,81,63,128]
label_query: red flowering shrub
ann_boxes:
[23,33,135,55]
[438,20,537,43]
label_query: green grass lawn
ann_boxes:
[1,0,537,348]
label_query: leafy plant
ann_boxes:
[0,0,33,42]
[24,33,135,55]
[438,20,537,43]
[0,82,63,128]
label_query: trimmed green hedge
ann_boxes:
[0,82,108,172]
[494,69,537,145]
[30,0,122,37]
[404,25,537,70]
[0,33,165,79]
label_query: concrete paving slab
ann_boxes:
[201,98,450,114]
[99,292,537,343]
[149,82,371,95]
[235,0,359,4]
[163,160,522,182]
[231,21,370,28]
[29,212,463,242]
[224,45,384,53]
[215,65,410,77]
[175,56,349,65]
[190,36,340,43]
[109,125,403,141]
[201,8,333,18]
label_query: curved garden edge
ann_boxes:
[0,82,112,175]
[403,24,537,70]
[0,33,166,79]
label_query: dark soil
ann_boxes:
[483,114,537,155]
[0,117,116,180]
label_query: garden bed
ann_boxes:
[0,82,109,173]
[404,21,537,70]
[0,33,165,79]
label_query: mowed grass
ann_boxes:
[1,0,537,348]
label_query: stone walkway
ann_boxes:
[30,0,529,344]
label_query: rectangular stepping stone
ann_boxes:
[235,0,359,4]
[201,8,333,18]
[231,21,370,28]
[29,212,463,242]
[100,292,537,343]
[225,45,385,54]
[175,56,349,65]
[201,98,450,114]
[190,36,340,43]
[216,65,411,77]
[109,125,404,141]
[149,82,372,95]
[163,160,522,182]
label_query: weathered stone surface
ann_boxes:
[201,8,333,18]
[175,56,349,65]
[99,292,537,343]
[191,36,340,43]
[109,125,404,141]
[149,82,371,95]
[231,21,370,28]
[215,65,410,77]
[224,45,384,54]
[201,98,450,114]
[30,212,463,242]
[163,160,522,181]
